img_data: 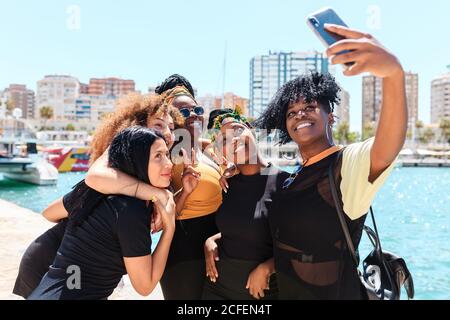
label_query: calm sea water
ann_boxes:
[0,168,449,300]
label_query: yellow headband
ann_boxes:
[161,85,196,106]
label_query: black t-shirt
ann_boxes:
[215,166,280,262]
[29,190,153,300]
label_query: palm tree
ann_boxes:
[65,123,75,131]
[419,128,435,145]
[333,122,349,144]
[362,122,376,141]
[333,122,360,145]
[39,106,54,129]
[439,119,450,144]
[0,98,14,115]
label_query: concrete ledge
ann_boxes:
[0,199,163,300]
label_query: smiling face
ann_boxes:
[172,95,204,137]
[147,138,173,188]
[147,113,175,149]
[286,98,333,147]
[216,121,257,165]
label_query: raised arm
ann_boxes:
[86,149,170,204]
[123,196,176,296]
[174,148,200,214]
[326,24,407,182]
[42,198,68,223]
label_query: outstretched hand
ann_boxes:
[325,24,403,78]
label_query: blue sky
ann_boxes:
[1,0,449,132]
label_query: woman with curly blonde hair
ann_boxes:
[90,93,184,162]
[13,93,183,299]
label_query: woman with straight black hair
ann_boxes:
[28,127,175,300]
[13,95,182,299]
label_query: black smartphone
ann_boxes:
[306,7,354,66]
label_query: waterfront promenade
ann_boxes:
[0,199,163,300]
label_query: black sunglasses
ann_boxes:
[179,106,204,118]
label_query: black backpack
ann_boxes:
[328,152,414,300]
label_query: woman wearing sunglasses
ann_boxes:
[157,81,225,300]
[84,75,224,299]
[202,109,281,300]
[255,25,407,299]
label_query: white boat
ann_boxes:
[0,140,58,186]
[2,157,58,185]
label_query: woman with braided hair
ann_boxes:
[202,108,280,300]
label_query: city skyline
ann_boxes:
[1,0,450,132]
[1,69,446,128]
[249,50,330,118]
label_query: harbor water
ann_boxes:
[0,167,449,300]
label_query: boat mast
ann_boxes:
[221,41,227,109]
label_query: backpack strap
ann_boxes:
[328,150,360,267]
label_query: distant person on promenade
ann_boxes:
[82,74,224,299]
[28,127,175,300]
[202,108,281,300]
[13,94,183,299]
[255,24,407,299]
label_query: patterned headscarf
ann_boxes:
[161,85,196,106]
[211,106,251,143]
[212,106,250,130]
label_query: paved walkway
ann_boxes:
[0,199,163,300]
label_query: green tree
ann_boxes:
[419,128,435,145]
[333,122,349,144]
[65,123,76,131]
[415,120,424,130]
[333,122,360,144]
[0,98,15,115]
[39,106,54,129]
[347,131,360,144]
[362,122,376,140]
[439,119,450,144]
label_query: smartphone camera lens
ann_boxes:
[309,17,320,28]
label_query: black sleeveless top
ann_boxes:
[215,165,279,262]
[268,151,367,299]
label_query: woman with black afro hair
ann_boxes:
[255,24,407,299]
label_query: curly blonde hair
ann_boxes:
[89,93,184,163]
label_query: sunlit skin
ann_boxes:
[41,136,176,297]
[147,138,173,188]
[216,122,262,171]
[147,113,175,149]
[286,99,335,161]
[205,121,274,300]
[171,96,203,146]
[283,24,407,183]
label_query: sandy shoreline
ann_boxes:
[0,199,163,300]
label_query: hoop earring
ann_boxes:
[326,124,334,146]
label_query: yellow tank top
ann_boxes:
[171,155,223,220]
